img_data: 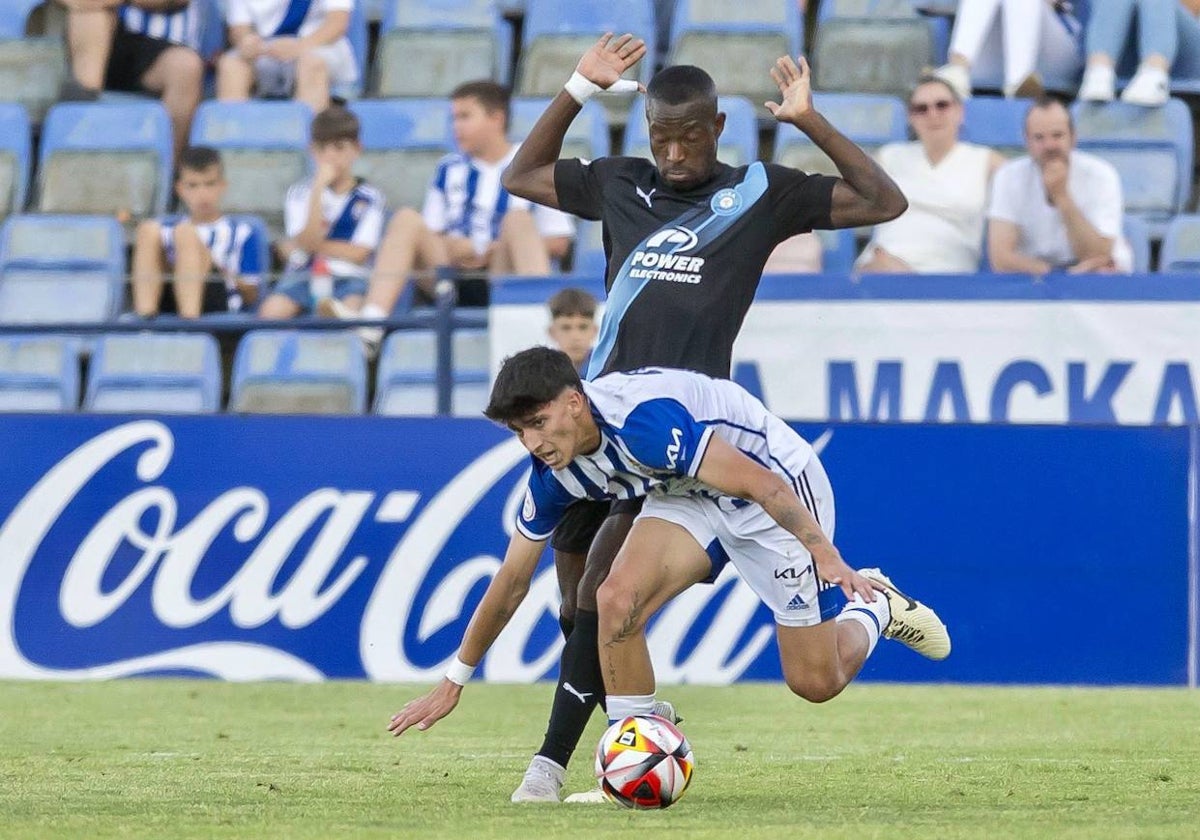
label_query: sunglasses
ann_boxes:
[909,99,954,115]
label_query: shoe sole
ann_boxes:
[563,790,609,804]
[860,569,951,660]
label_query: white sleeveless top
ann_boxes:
[860,141,993,273]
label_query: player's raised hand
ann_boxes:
[766,55,815,124]
[811,548,885,603]
[387,680,462,737]
[576,32,647,90]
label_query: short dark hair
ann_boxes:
[547,287,597,320]
[311,105,361,145]
[176,145,222,178]
[1024,94,1073,134]
[484,346,582,424]
[647,65,717,110]
[451,80,511,131]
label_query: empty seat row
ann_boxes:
[0,328,492,416]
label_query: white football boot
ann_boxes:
[510,756,564,803]
[564,700,682,804]
[859,568,951,660]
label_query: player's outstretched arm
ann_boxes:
[502,32,646,208]
[765,55,908,229]
[387,532,546,737]
[695,436,882,603]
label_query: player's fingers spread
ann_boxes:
[769,68,785,89]
[797,55,811,76]
[764,102,779,115]
[609,32,632,51]
[596,32,613,49]
[782,54,802,75]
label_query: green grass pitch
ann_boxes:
[1,680,1198,839]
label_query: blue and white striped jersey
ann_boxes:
[120,4,202,49]
[423,145,575,256]
[516,367,815,540]
[284,179,387,280]
[160,215,265,309]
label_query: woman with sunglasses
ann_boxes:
[857,76,1006,274]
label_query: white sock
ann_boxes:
[361,302,387,320]
[607,693,656,724]
[836,592,891,657]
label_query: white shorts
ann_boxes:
[640,454,838,628]
[254,38,358,96]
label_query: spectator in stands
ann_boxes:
[325,81,576,328]
[259,105,386,320]
[857,75,1006,273]
[1079,0,1200,106]
[131,146,265,319]
[934,0,1085,99]
[216,0,357,113]
[987,97,1132,274]
[57,0,204,160]
[546,287,598,373]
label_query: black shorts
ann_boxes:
[550,499,610,554]
[158,278,231,315]
[105,27,178,93]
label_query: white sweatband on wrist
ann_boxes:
[564,71,640,104]
[444,656,476,686]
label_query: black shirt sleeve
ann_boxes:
[765,163,838,240]
[554,158,610,221]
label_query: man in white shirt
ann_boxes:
[988,96,1132,275]
[338,81,575,325]
[217,0,357,113]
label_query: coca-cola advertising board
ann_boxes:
[0,416,1192,685]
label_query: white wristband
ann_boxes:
[564,71,640,105]
[444,656,475,686]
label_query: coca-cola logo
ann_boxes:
[0,420,833,683]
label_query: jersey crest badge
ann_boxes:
[711,188,743,217]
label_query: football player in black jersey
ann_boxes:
[496,32,907,804]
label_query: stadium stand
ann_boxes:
[0,214,125,324]
[36,101,174,224]
[0,333,79,412]
[0,103,30,223]
[515,0,656,125]
[812,2,939,97]
[340,0,370,100]
[84,333,222,413]
[189,100,313,238]
[622,95,759,167]
[350,98,454,214]
[817,228,858,275]
[509,97,611,161]
[1124,215,1151,274]
[0,0,66,124]
[1159,214,1200,272]
[1071,98,1193,238]
[570,219,606,278]
[960,96,1029,158]
[230,330,367,414]
[374,0,510,96]
[374,328,490,416]
[772,92,907,176]
[664,0,804,111]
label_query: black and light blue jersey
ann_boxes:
[516,368,815,540]
[554,156,835,380]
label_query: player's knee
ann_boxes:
[595,576,645,640]
[297,51,329,78]
[784,670,845,704]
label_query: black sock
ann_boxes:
[536,609,604,768]
[559,611,575,640]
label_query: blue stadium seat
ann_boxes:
[349,98,453,211]
[812,4,938,97]
[339,0,369,99]
[517,0,656,125]
[1071,99,1193,237]
[85,333,222,413]
[666,0,804,110]
[0,214,125,324]
[510,98,611,161]
[37,102,173,223]
[818,228,857,274]
[231,330,367,414]
[0,103,29,221]
[0,334,80,412]
[623,95,759,167]
[571,219,606,277]
[1123,215,1150,274]
[190,100,313,236]
[375,0,511,95]
[960,96,1029,158]
[374,328,490,417]
[1158,214,1200,272]
[774,93,907,175]
[0,1,65,123]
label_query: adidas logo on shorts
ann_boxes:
[785,592,807,610]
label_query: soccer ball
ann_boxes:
[594,714,695,809]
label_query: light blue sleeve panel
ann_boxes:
[515,458,579,541]
[616,398,714,478]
